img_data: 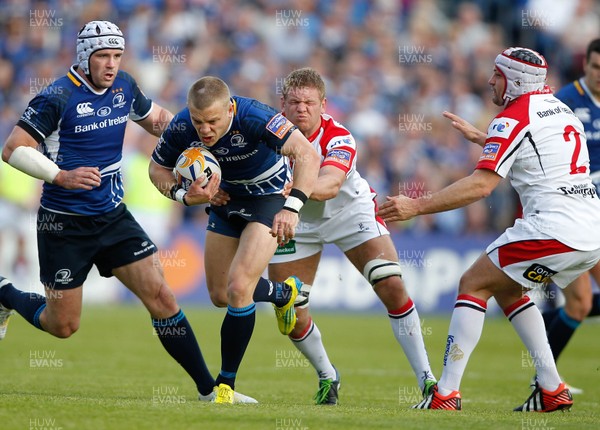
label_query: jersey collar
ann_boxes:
[68,65,109,95]
[306,115,325,142]
[222,98,237,136]
[579,78,600,109]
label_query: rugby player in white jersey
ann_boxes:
[268,68,436,405]
[379,47,600,412]
[536,38,600,394]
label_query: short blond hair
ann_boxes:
[282,67,326,100]
[187,76,231,110]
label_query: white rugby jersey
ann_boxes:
[299,114,373,221]
[476,90,600,250]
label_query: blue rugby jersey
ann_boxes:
[556,79,600,173]
[152,96,295,196]
[17,66,152,215]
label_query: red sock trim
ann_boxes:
[456,294,487,309]
[289,317,313,340]
[388,298,414,316]
[503,295,531,317]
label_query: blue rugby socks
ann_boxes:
[0,280,46,330]
[152,309,215,396]
[542,307,560,329]
[545,308,580,360]
[252,277,293,307]
[589,293,600,316]
[216,303,256,389]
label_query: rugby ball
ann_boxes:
[174,147,221,189]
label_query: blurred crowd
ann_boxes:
[0,0,598,277]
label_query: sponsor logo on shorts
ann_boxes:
[523,263,557,284]
[54,268,73,284]
[229,208,252,218]
[133,241,156,256]
[266,113,294,139]
[274,240,296,255]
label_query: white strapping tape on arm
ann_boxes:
[7,146,60,183]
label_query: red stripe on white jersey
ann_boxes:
[476,94,532,173]
[310,114,357,174]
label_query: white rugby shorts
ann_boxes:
[487,218,600,289]
[271,192,389,263]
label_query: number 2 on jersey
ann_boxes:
[563,125,587,175]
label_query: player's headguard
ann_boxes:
[494,47,547,105]
[76,20,125,76]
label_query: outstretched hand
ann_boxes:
[377,194,420,223]
[443,111,487,147]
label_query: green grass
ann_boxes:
[1,305,598,429]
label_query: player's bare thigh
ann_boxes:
[228,222,279,306]
[459,251,523,307]
[112,254,178,318]
[589,260,600,284]
[204,230,239,307]
[345,234,399,270]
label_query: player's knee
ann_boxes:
[148,282,179,316]
[226,279,251,303]
[565,298,592,320]
[370,275,410,308]
[363,259,402,287]
[209,289,228,308]
[457,272,477,295]
[50,320,80,339]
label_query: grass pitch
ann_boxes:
[1,305,598,429]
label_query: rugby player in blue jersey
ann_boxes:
[537,38,600,394]
[0,21,256,403]
[150,76,320,403]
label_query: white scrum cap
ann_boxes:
[494,47,547,104]
[76,20,124,75]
